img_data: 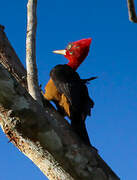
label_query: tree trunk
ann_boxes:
[0,26,120,180]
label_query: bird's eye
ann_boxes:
[75,45,80,49]
[69,51,73,55]
[67,43,73,50]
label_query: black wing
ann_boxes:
[50,64,94,119]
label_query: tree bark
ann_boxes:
[127,0,137,23]
[0,26,120,180]
[26,0,43,105]
[0,25,27,89]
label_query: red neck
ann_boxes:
[67,61,81,71]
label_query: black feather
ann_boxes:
[50,64,94,146]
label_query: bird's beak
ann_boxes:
[52,49,66,55]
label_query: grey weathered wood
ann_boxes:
[0,62,120,180]
[0,25,27,89]
[26,0,43,105]
[0,26,120,180]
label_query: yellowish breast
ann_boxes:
[44,78,70,117]
[44,78,61,101]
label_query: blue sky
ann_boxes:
[0,1,137,180]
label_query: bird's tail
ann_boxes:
[71,118,91,146]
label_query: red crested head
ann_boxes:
[53,38,92,70]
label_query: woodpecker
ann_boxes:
[44,38,96,146]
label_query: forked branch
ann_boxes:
[0,25,120,180]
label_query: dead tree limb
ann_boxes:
[0,62,119,180]
[0,25,27,89]
[0,63,75,180]
[26,0,42,105]
[0,26,120,180]
[127,0,137,23]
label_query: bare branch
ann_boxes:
[0,26,120,179]
[26,0,43,105]
[0,25,27,89]
[127,0,137,23]
[0,63,74,180]
[0,62,120,180]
